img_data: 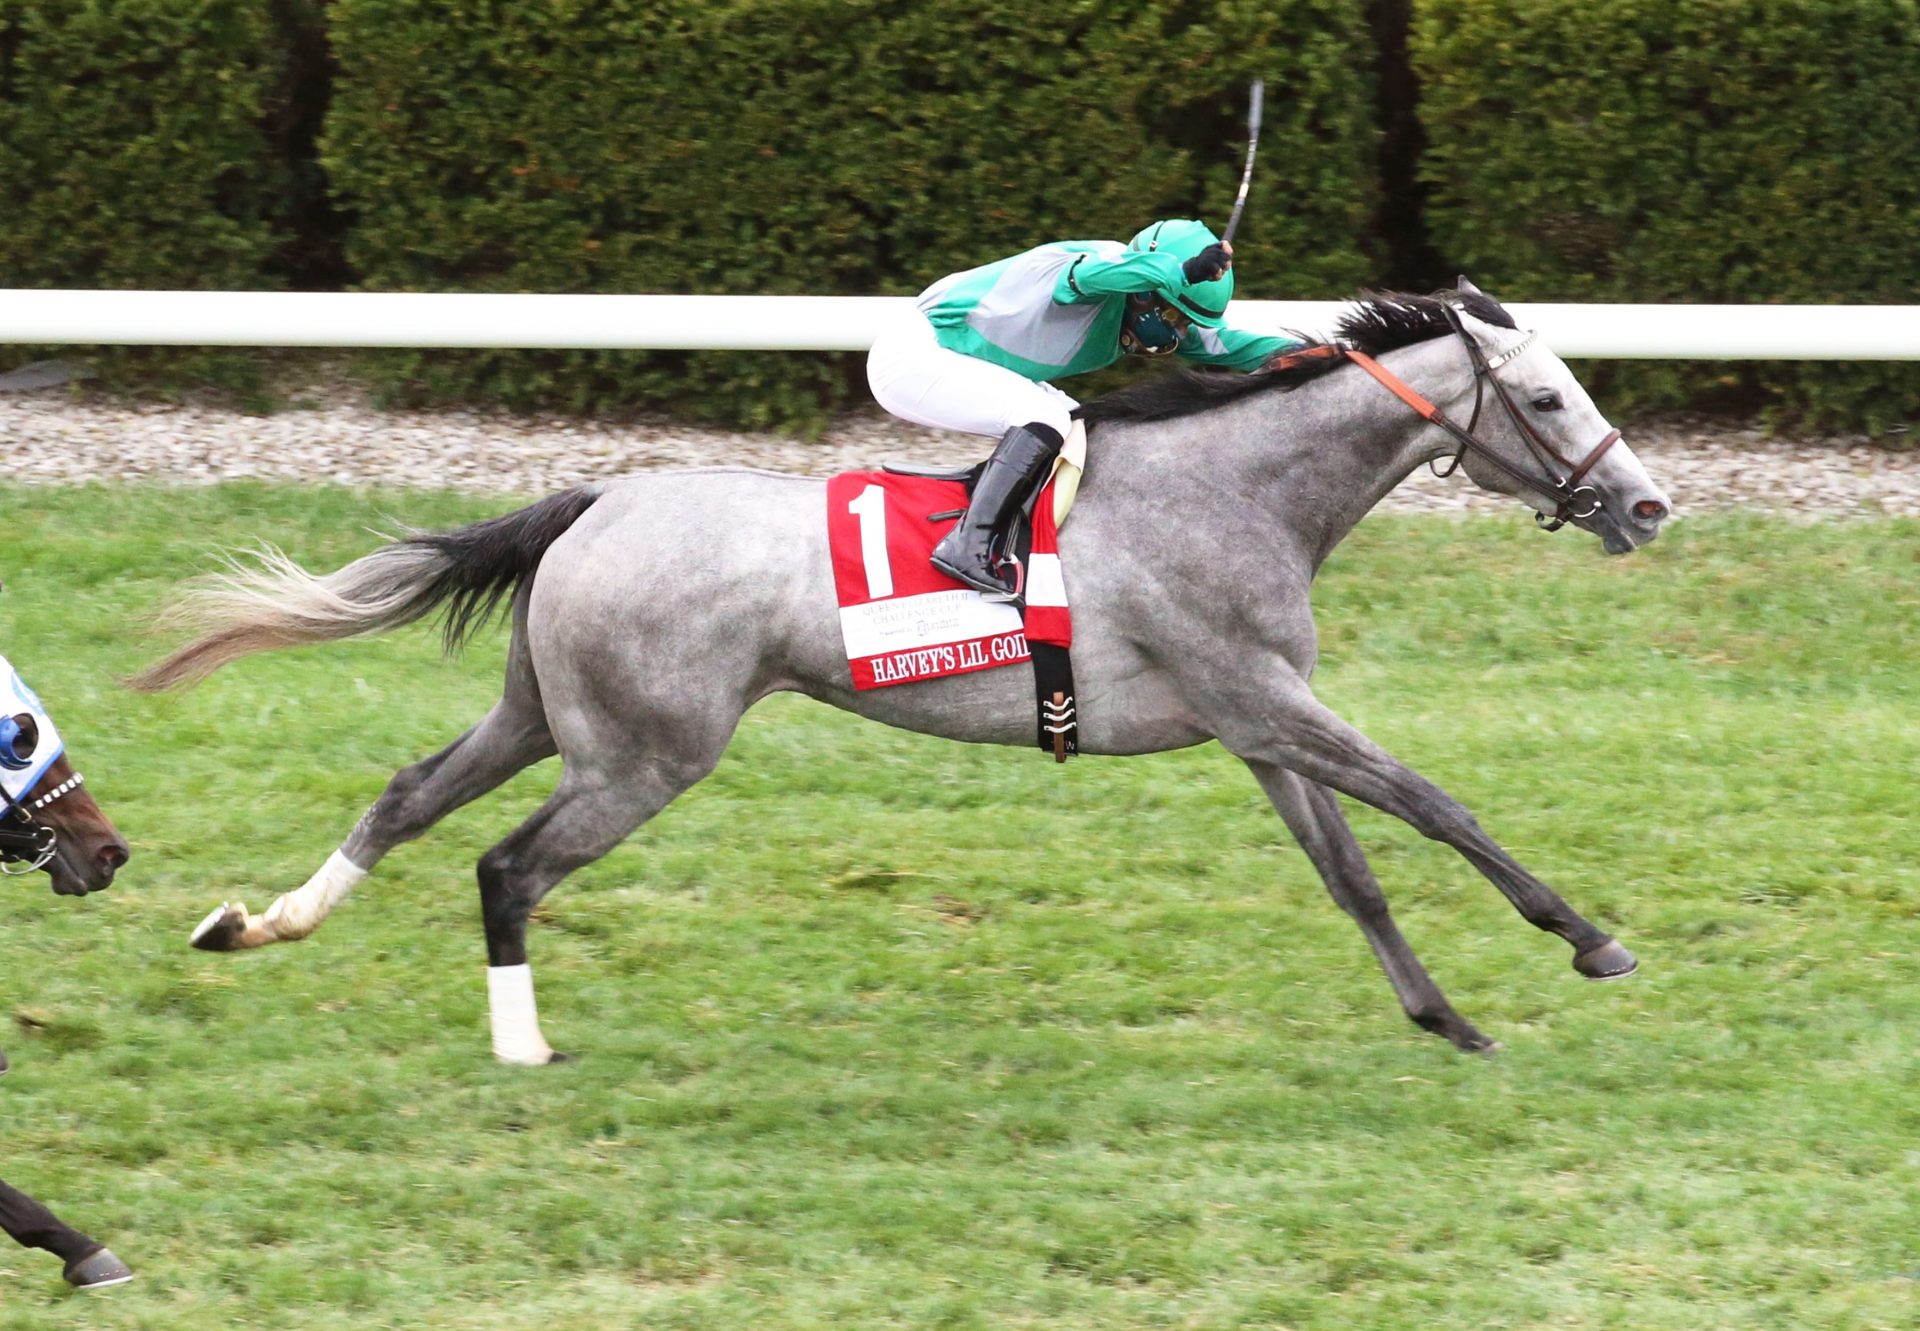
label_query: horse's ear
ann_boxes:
[1452,274,1518,329]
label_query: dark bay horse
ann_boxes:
[133,282,1671,1063]
[1,651,133,1289]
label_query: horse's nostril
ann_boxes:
[1633,498,1668,524]
[96,843,130,874]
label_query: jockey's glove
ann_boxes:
[1182,244,1233,284]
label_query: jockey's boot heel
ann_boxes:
[930,422,1063,604]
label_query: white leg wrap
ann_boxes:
[261,850,366,941]
[487,964,556,1065]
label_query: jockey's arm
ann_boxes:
[1176,325,1300,373]
[1053,249,1189,303]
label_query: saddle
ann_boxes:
[828,458,1080,760]
[882,419,1089,531]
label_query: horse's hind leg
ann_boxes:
[1252,762,1495,1052]
[189,697,556,950]
[476,738,729,1065]
[191,611,555,951]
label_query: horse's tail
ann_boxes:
[127,486,602,693]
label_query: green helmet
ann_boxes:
[1127,218,1232,328]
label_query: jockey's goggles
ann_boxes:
[1120,292,1191,357]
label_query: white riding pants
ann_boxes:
[866,311,1078,442]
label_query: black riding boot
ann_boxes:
[929,422,1063,601]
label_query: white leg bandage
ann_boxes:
[487,964,556,1065]
[261,850,366,941]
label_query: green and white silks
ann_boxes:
[913,220,1295,383]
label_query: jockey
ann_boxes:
[867,218,1300,600]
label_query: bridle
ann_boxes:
[0,660,86,876]
[1337,308,1623,531]
[0,764,83,878]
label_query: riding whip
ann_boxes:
[1221,78,1264,247]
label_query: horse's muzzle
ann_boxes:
[49,837,129,896]
[1583,486,1670,555]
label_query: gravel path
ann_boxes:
[5,381,1916,517]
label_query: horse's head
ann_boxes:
[1446,278,1671,554]
[1,658,131,896]
[8,753,131,896]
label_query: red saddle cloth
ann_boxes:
[826,470,1071,691]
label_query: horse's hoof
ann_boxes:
[547,1050,575,1065]
[190,902,283,950]
[1414,1011,1500,1053]
[64,1247,134,1289]
[190,903,248,951]
[1574,939,1639,980]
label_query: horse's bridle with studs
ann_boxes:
[1340,307,1623,531]
[0,771,82,876]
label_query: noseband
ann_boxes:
[0,771,83,875]
[1337,310,1622,531]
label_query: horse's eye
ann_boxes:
[1531,392,1563,412]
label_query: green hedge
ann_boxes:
[8,2,1914,434]
[0,0,311,395]
[321,0,1380,428]
[1414,0,1920,430]
[0,0,299,286]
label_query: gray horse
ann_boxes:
[132,282,1671,1062]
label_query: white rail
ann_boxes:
[2,289,1918,359]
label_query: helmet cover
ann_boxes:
[1127,218,1233,327]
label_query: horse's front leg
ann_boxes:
[1251,761,1497,1051]
[0,1177,133,1286]
[1214,678,1637,982]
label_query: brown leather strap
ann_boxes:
[1567,429,1622,488]
[1333,338,1620,527]
[1268,343,1347,373]
[1346,350,1441,421]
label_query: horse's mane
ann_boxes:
[1075,287,1519,427]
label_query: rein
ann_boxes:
[1308,312,1622,530]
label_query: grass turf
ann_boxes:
[0,483,1916,1328]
